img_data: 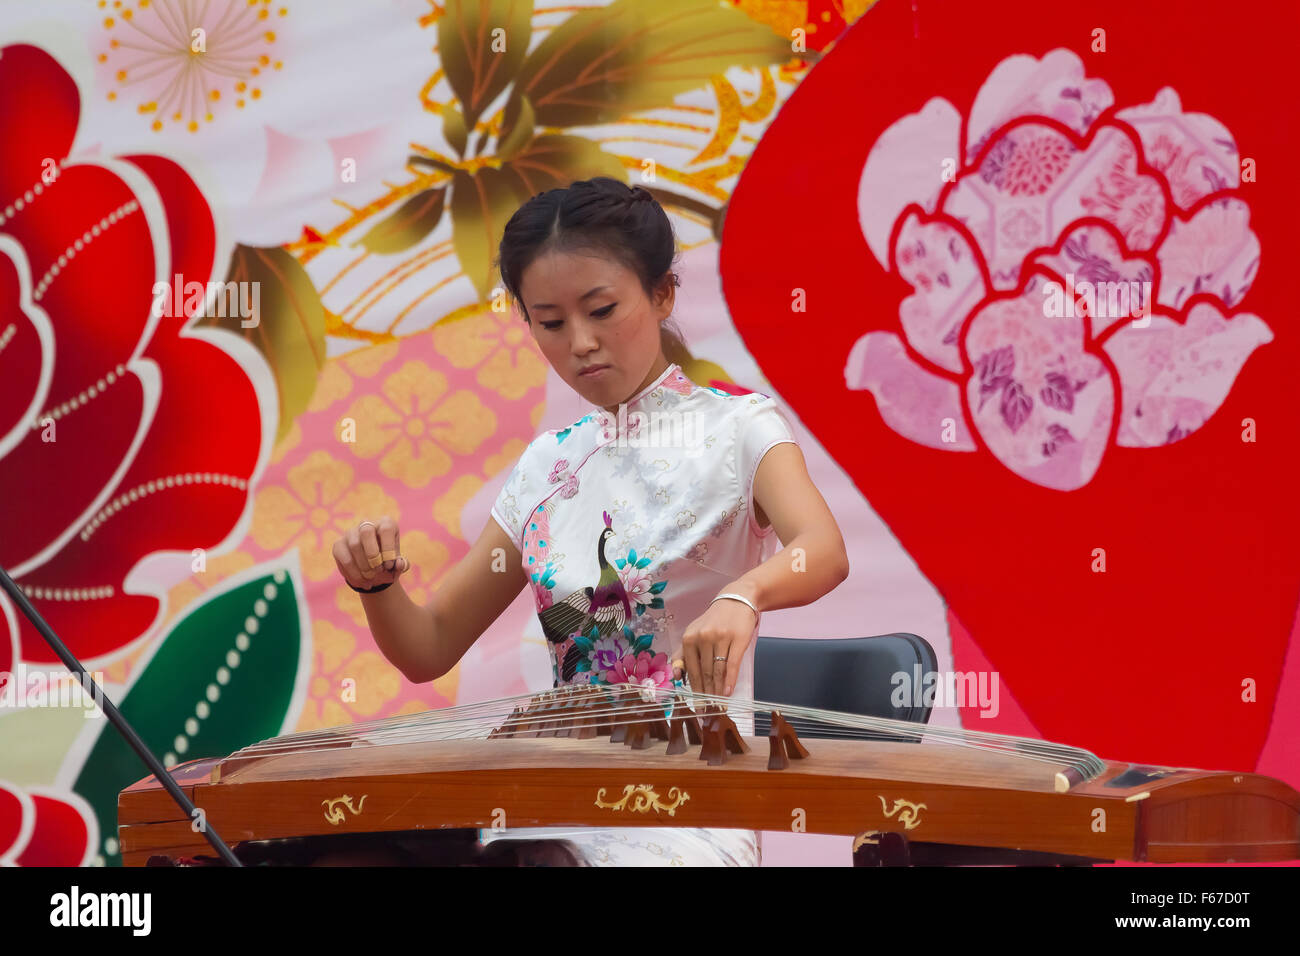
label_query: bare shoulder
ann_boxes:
[751,441,841,547]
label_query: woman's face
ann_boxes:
[518,248,674,414]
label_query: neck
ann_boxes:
[602,355,671,416]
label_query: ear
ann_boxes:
[653,273,676,316]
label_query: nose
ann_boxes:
[569,315,600,356]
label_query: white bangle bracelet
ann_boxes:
[711,592,758,616]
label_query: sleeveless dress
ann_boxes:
[481,361,797,865]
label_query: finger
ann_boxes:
[698,638,716,697]
[377,516,399,572]
[711,641,731,697]
[332,539,370,590]
[347,523,377,580]
[724,635,746,698]
[359,520,384,570]
[715,633,745,697]
[682,639,704,701]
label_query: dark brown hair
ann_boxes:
[494,176,686,354]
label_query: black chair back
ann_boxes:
[752,633,938,740]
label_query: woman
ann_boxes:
[332,177,850,865]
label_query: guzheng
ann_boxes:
[117,684,1300,866]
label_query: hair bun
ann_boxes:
[628,186,652,205]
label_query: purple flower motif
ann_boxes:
[591,634,630,673]
[1000,381,1033,433]
[976,346,1015,410]
[1041,423,1077,457]
[1041,372,1076,412]
[979,135,1016,188]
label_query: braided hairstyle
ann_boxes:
[495,176,686,355]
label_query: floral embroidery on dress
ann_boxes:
[563,623,673,698]
[533,510,673,683]
[613,547,665,611]
[556,414,595,444]
[487,361,790,866]
[549,457,581,498]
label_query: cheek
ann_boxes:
[606,305,652,341]
[533,329,566,359]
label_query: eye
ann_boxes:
[539,304,615,331]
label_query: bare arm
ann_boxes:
[345,516,529,684]
[680,442,849,696]
[731,441,850,610]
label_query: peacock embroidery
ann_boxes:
[527,507,668,684]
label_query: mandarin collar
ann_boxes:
[593,362,691,439]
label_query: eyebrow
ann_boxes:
[530,286,611,311]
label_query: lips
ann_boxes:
[579,365,610,377]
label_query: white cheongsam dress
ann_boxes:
[481,362,797,866]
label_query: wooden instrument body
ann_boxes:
[118,732,1300,866]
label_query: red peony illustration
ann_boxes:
[0,44,268,675]
[0,778,95,866]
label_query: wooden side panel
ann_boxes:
[118,767,1141,862]
[1140,785,1300,863]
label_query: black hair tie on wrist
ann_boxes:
[349,580,393,594]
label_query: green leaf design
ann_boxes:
[357,187,447,255]
[505,0,805,129]
[440,103,469,158]
[214,245,326,444]
[450,134,625,301]
[439,0,535,132]
[497,94,535,162]
[70,563,309,866]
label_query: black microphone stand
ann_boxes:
[0,563,241,866]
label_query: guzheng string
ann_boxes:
[216,684,1105,780]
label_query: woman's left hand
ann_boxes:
[678,596,758,697]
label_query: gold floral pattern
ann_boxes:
[252,450,401,580]
[344,362,496,487]
[432,307,548,399]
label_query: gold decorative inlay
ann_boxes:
[852,831,882,851]
[878,795,927,830]
[594,784,690,817]
[322,794,368,825]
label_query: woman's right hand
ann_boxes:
[332,516,410,591]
